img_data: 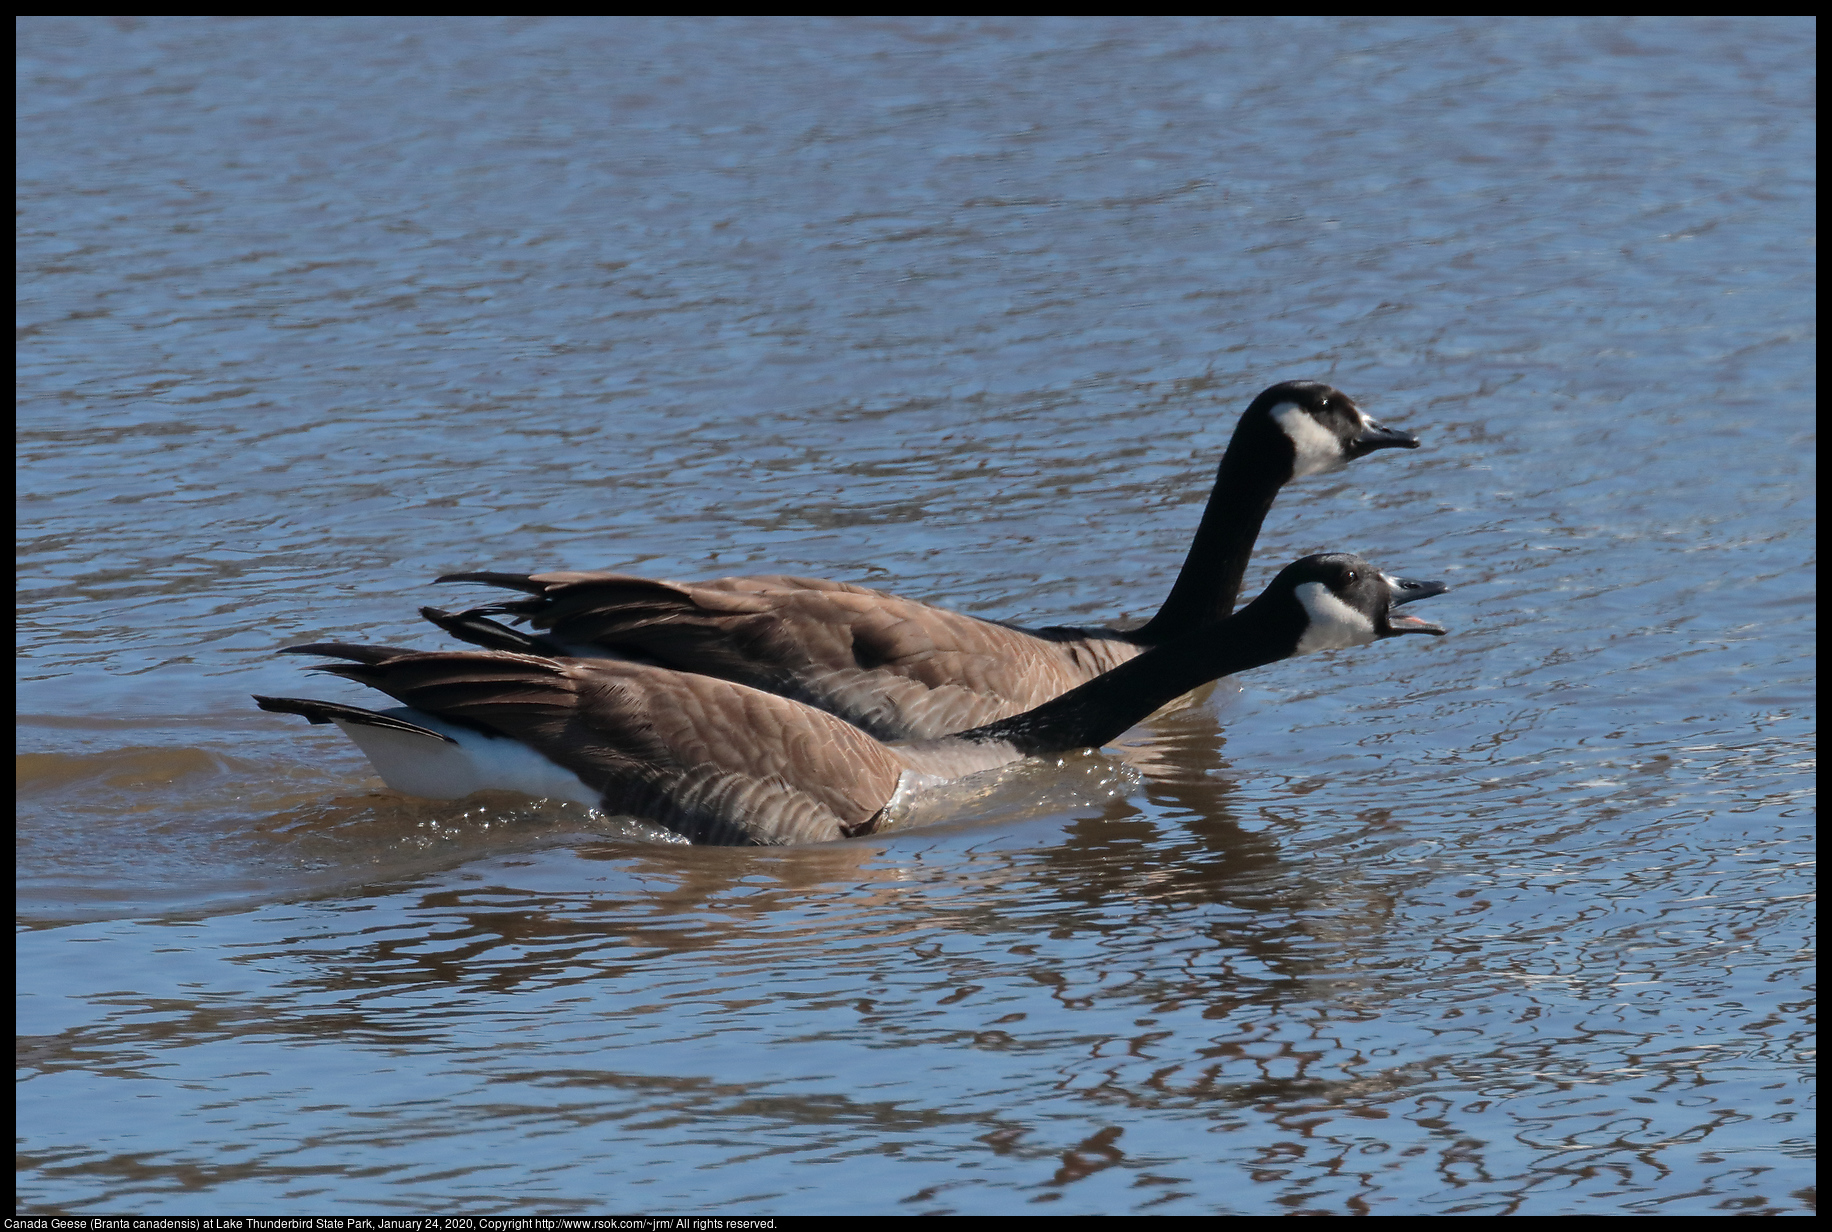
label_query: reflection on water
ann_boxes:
[17,14,1814,1216]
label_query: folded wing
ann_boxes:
[439,571,1143,741]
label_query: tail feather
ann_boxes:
[434,570,549,594]
[281,647,577,718]
[280,642,417,664]
[251,695,457,743]
[428,572,790,679]
[419,606,567,655]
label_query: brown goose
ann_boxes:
[255,553,1448,847]
[431,381,1419,741]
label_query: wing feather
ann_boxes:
[442,572,1144,740]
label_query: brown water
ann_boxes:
[17,16,1815,1215]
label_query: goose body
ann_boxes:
[256,554,1448,846]
[432,381,1419,741]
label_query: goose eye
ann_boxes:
[1346,570,1357,583]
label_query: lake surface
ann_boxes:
[17,16,1815,1216]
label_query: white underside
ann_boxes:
[332,707,603,811]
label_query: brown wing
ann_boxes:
[443,571,1145,741]
[310,647,907,846]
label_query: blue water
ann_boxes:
[17,16,1814,1215]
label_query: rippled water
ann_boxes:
[17,16,1814,1216]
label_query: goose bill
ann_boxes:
[1384,573,1448,635]
[1385,574,1450,606]
[1386,610,1448,635]
[1351,420,1420,454]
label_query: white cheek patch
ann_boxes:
[1293,581,1378,654]
[1271,402,1348,477]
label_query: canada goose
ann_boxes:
[255,553,1447,847]
[432,381,1419,741]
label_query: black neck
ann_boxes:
[960,592,1297,756]
[1129,416,1290,645]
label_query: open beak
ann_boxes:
[1351,418,1420,456]
[1382,574,1449,636]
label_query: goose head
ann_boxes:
[1241,380,1420,480]
[953,551,1448,758]
[1259,552,1448,656]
